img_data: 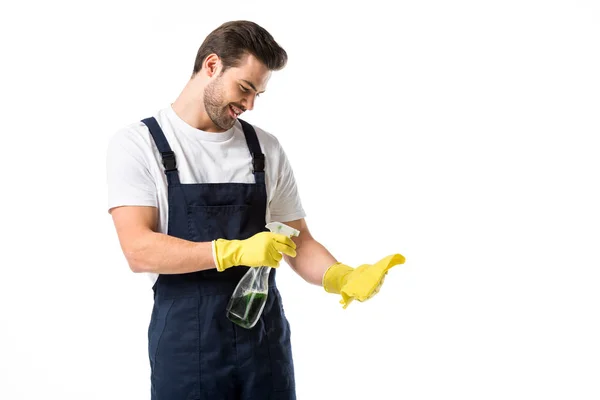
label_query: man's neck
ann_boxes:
[171,80,222,133]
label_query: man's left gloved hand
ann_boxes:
[322,254,406,308]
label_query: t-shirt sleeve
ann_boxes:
[268,144,306,223]
[106,128,158,213]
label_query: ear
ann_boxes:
[204,54,221,78]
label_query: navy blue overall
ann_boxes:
[141,117,296,400]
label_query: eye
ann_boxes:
[239,85,249,93]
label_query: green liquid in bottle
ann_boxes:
[226,291,268,329]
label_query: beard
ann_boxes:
[204,76,235,131]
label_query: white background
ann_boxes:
[1,0,599,399]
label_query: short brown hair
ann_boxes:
[192,20,288,75]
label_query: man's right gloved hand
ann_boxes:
[212,232,297,271]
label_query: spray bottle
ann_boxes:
[226,221,300,329]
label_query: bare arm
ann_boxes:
[110,205,216,274]
[281,218,338,286]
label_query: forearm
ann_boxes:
[284,238,338,286]
[125,231,216,274]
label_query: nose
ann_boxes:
[244,94,256,111]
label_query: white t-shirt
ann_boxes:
[106,106,306,283]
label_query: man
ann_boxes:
[106,20,405,400]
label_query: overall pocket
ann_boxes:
[187,204,252,241]
[149,297,201,399]
[265,290,295,392]
[148,298,174,365]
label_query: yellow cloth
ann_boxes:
[213,232,297,271]
[323,254,405,308]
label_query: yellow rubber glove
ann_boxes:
[213,232,297,271]
[322,254,406,308]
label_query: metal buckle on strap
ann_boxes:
[162,151,177,172]
[252,153,265,173]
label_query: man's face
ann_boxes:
[204,53,271,131]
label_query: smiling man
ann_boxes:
[106,20,404,400]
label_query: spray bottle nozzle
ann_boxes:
[265,221,300,237]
